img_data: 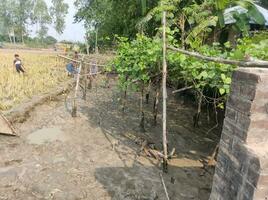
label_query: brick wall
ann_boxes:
[210,68,268,200]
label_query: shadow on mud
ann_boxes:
[78,79,221,199]
[94,163,213,200]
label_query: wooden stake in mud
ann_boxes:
[0,112,17,136]
[162,10,168,173]
[72,61,82,117]
[140,86,145,132]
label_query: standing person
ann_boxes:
[13,54,26,74]
[73,51,80,69]
[66,61,77,76]
[74,51,79,60]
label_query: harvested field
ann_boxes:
[0,49,67,110]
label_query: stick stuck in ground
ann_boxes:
[159,172,170,200]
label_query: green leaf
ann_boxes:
[225,77,232,84]
[221,74,226,81]
[219,88,225,95]
[199,71,208,79]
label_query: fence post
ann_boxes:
[162,9,168,173]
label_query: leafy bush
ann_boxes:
[113,34,162,91]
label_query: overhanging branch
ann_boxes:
[168,46,268,68]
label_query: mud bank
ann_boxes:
[0,76,220,200]
[3,79,74,124]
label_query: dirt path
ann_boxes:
[0,76,220,200]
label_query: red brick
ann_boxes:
[223,119,248,142]
[232,70,260,84]
[221,130,233,147]
[225,107,237,121]
[227,94,252,115]
[236,112,251,130]
[240,85,256,101]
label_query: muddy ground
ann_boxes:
[0,75,220,200]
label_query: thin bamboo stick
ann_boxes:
[57,55,107,67]
[72,61,83,117]
[162,10,168,172]
[159,173,170,200]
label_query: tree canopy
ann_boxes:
[75,0,267,48]
[0,0,69,43]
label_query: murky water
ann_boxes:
[26,127,67,145]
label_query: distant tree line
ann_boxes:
[0,0,68,45]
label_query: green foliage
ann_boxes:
[231,32,268,60]
[216,0,265,31]
[113,34,162,90]
[168,44,236,98]
[75,0,160,45]
[0,0,68,43]
[32,0,52,40]
[50,0,69,34]
[24,35,58,48]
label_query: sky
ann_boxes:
[44,0,86,42]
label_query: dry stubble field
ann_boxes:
[0,50,67,110]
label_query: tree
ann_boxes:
[0,0,17,43]
[50,0,69,34]
[16,0,33,43]
[74,0,159,47]
[31,0,52,41]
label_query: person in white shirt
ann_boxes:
[13,54,25,74]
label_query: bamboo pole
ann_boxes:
[159,173,170,200]
[57,55,106,67]
[72,61,83,117]
[162,10,168,173]
[168,46,268,68]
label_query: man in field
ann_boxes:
[13,54,26,74]
[66,61,77,76]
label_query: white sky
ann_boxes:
[42,0,86,42]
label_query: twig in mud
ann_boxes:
[159,173,170,200]
[207,143,219,166]
[168,148,176,159]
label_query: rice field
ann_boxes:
[0,50,68,110]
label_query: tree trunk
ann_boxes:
[95,28,99,54]
[12,28,16,44]
[193,93,202,128]
[8,31,12,43]
[122,89,127,113]
[86,45,90,55]
[145,80,151,104]
[179,14,186,49]
[21,31,24,44]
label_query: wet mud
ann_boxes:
[0,76,220,200]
